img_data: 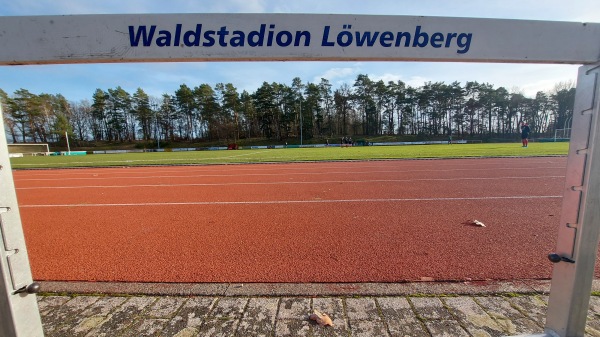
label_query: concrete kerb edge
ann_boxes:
[35,279,594,297]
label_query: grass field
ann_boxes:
[9,142,570,169]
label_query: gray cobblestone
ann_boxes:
[424,320,470,337]
[198,318,241,337]
[348,319,391,337]
[42,296,99,337]
[410,297,453,320]
[210,297,248,319]
[133,318,170,336]
[235,297,278,337]
[378,297,429,337]
[586,326,600,337]
[36,293,600,337]
[507,295,547,326]
[66,297,128,337]
[83,296,156,337]
[475,296,541,335]
[173,327,200,337]
[146,296,187,318]
[275,298,312,337]
[312,297,349,337]
[346,297,381,321]
[37,295,70,315]
[589,296,600,336]
[277,297,311,320]
[161,297,216,336]
[443,296,504,337]
[345,298,389,337]
[474,296,526,320]
[275,318,311,337]
[590,296,600,318]
[196,297,248,337]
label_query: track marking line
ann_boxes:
[12,159,567,177]
[16,175,566,190]
[14,167,566,182]
[20,195,562,208]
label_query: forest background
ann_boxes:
[0,74,575,150]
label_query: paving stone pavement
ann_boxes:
[37,292,600,337]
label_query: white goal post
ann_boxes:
[554,128,572,141]
[0,14,599,337]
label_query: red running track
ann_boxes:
[14,157,594,283]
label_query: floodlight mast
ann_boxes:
[0,14,599,336]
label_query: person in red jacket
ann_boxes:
[521,123,531,147]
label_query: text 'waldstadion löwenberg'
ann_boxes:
[129,24,473,54]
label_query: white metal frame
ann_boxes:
[0,14,599,337]
[509,61,600,337]
[0,103,43,336]
[539,63,600,337]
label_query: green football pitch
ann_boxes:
[9,142,569,169]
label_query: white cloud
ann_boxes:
[314,67,359,83]
[370,73,432,87]
[404,76,431,88]
[201,0,268,13]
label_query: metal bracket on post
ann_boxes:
[0,103,45,336]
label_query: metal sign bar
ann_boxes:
[0,14,599,65]
[0,103,44,337]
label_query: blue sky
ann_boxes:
[1,0,599,101]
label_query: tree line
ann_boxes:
[0,75,576,145]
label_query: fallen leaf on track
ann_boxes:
[463,220,486,227]
[309,309,334,326]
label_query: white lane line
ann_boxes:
[12,160,567,177]
[16,175,566,190]
[20,195,562,208]
[14,167,567,182]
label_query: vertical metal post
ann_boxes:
[65,131,70,154]
[543,63,600,337]
[300,99,303,146]
[0,103,44,336]
[152,102,160,150]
